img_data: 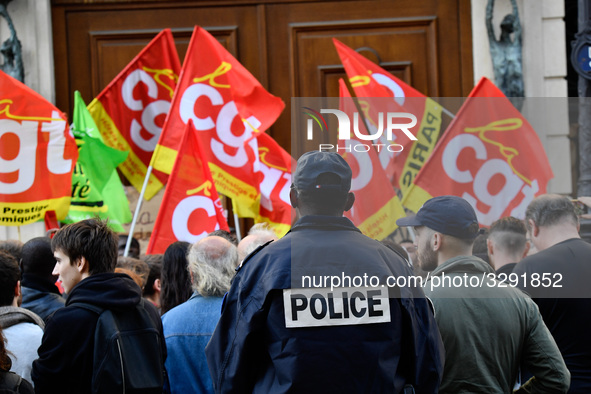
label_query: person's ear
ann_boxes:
[289,188,299,209]
[528,219,539,237]
[154,278,161,292]
[432,232,442,252]
[522,240,531,259]
[487,238,494,257]
[14,280,21,298]
[76,256,89,274]
[343,192,355,212]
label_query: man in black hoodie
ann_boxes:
[31,219,165,393]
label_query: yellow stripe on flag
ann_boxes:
[209,163,259,219]
[399,98,442,198]
[0,197,72,226]
[152,143,178,175]
[401,184,433,214]
[357,196,406,240]
[88,99,163,200]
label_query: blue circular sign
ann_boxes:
[576,44,591,73]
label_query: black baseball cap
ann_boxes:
[293,151,352,192]
[396,195,480,239]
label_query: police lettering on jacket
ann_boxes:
[283,287,391,328]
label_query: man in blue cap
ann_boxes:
[206,151,445,393]
[397,195,570,393]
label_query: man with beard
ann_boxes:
[397,195,570,393]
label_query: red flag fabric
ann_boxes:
[337,79,405,239]
[0,71,78,225]
[254,132,292,236]
[333,39,443,197]
[402,77,554,226]
[88,29,181,200]
[151,25,284,217]
[146,120,228,254]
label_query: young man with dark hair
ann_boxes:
[32,219,166,393]
[514,194,591,392]
[206,151,444,393]
[0,251,44,386]
[397,196,570,393]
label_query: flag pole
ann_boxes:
[124,165,153,256]
[231,198,242,242]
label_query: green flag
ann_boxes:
[64,91,132,231]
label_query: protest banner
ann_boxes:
[0,71,78,226]
[147,120,228,254]
[403,77,554,225]
[88,29,180,200]
[338,79,405,239]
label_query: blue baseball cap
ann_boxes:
[293,151,352,192]
[396,195,480,239]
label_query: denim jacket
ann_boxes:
[162,293,223,394]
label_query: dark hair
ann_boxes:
[21,237,55,277]
[116,256,150,289]
[294,172,351,216]
[118,234,141,258]
[208,230,237,246]
[489,216,528,256]
[0,251,20,306]
[160,241,192,315]
[142,254,163,297]
[525,194,578,231]
[51,219,118,275]
[471,229,489,255]
[380,239,409,261]
[0,240,23,262]
[0,327,12,372]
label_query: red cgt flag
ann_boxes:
[151,25,284,218]
[0,71,78,226]
[333,39,443,197]
[255,132,292,237]
[88,29,181,200]
[402,77,554,226]
[146,120,228,254]
[337,79,405,240]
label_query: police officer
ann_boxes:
[205,151,444,393]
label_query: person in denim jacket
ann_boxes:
[162,236,238,394]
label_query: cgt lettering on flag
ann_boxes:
[152,26,284,220]
[441,118,539,225]
[88,29,181,200]
[178,62,262,170]
[402,77,553,226]
[0,76,78,225]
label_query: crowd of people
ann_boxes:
[0,150,588,393]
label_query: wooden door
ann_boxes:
[51,0,473,153]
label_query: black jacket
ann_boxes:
[31,272,164,394]
[206,215,444,393]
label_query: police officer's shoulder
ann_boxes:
[236,239,275,272]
